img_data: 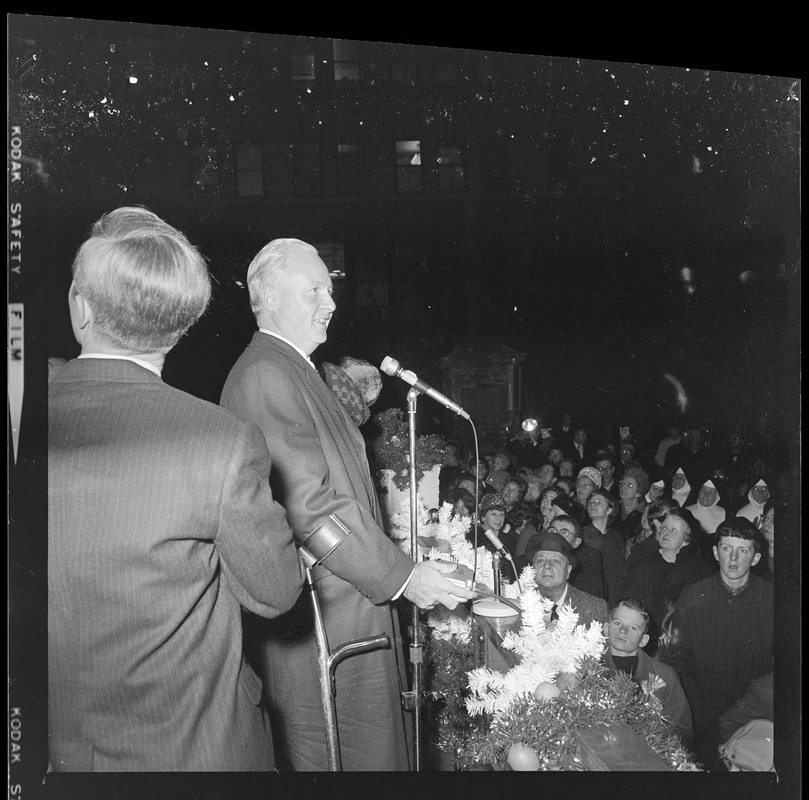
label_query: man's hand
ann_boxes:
[403,560,477,611]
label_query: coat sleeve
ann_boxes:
[221,355,413,604]
[655,661,694,746]
[659,594,709,735]
[215,420,304,618]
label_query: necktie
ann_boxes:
[550,604,559,623]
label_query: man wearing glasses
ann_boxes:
[546,515,607,601]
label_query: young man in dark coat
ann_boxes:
[661,517,772,770]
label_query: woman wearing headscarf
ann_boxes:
[735,477,771,524]
[686,479,727,535]
[575,466,602,508]
[670,467,692,508]
[645,479,666,505]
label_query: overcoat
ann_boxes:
[221,332,415,771]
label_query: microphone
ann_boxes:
[380,356,470,420]
[483,529,513,561]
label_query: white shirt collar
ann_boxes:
[259,328,317,370]
[78,353,161,377]
[542,583,569,609]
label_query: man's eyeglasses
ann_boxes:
[548,527,574,537]
[659,525,681,535]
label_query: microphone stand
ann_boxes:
[405,388,423,771]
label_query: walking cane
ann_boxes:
[299,516,391,772]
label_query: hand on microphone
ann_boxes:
[403,560,476,611]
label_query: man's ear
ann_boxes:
[751,551,761,567]
[262,285,276,313]
[69,281,93,340]
[573,536,582,549]
[713,545,719,563]
[640,633,650,649]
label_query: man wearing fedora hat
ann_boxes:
[528,531,610,628]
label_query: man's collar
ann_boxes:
[77,353,161,377]
[718,572,751,596]
[540,583,569,606]
[258,328,317,370]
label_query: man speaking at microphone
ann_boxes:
[220,238,475,771]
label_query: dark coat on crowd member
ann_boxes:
[718,671,774,744]
[661,572,773,770]
[602,648,694,746]
[568,540,608,600]
[580,523,628,608]
[612,507,645,545]
[625,541,717,647]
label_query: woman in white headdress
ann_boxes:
[685,479,727,534]
[735,478,771,525]
[670,467,692,508]
[645,479,666,505]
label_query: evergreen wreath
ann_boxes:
[369,408,452,491]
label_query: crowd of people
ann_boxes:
[435,417,780,772]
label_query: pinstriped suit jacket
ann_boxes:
[48,358,303,771]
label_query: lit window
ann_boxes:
[437,146,464,191]
[313,242,345,304]
[333,39,359,82]
[236,143,264,196]
[396,140,421,192]
[313,243,345,279]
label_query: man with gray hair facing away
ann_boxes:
[49,207,303,771]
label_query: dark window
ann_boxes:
[236,143,264,196]
[292,143,321,196]
[191,146,220,198]
[130,145,163,197]
[336,142,364,194]
[290,53,316,81]
[437,146,464,192]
